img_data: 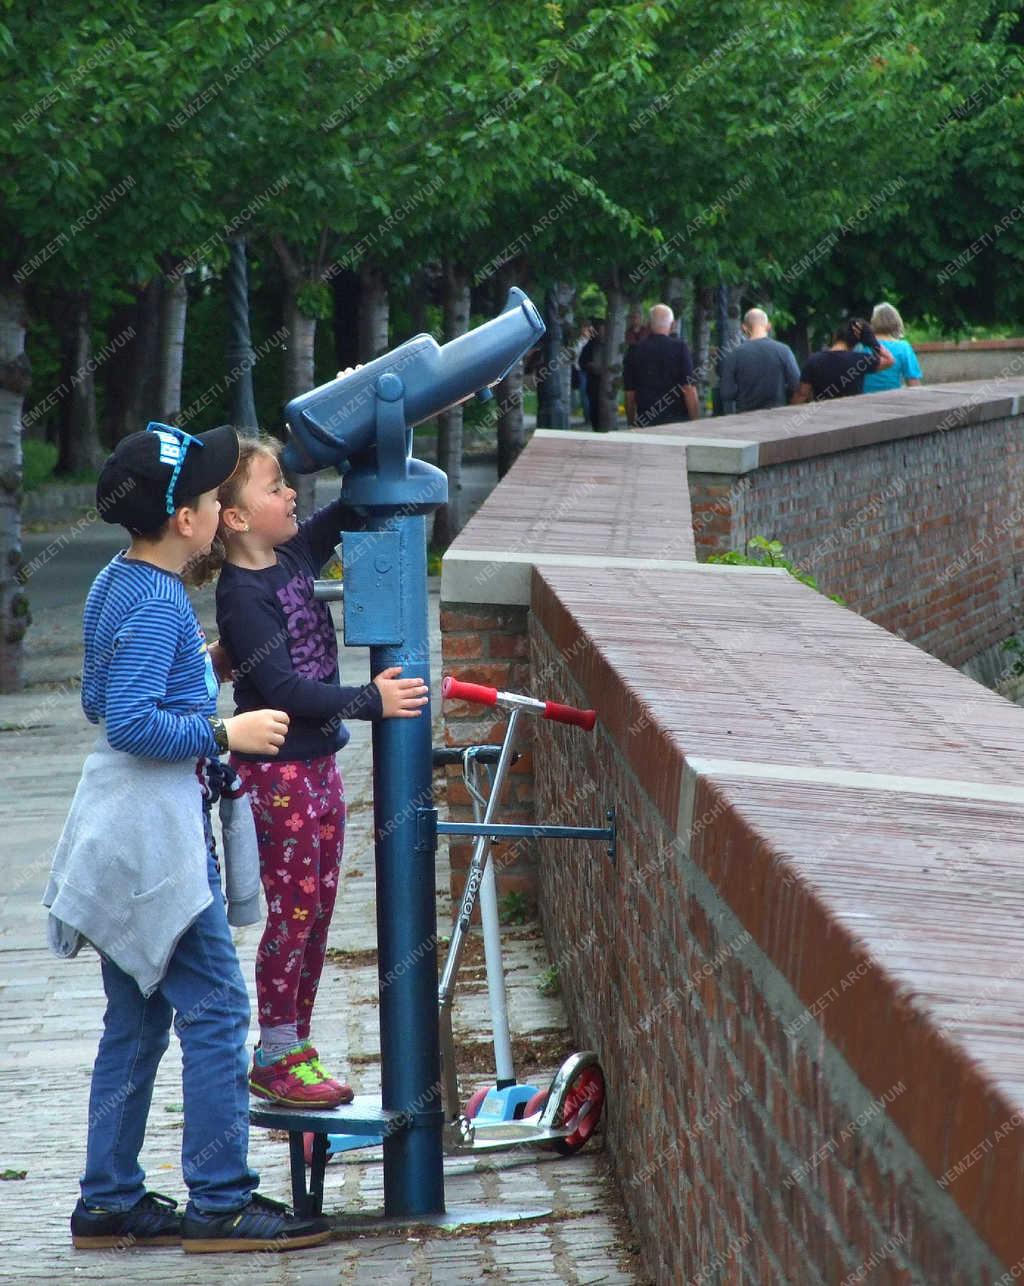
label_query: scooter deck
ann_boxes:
[446,1119,570,1152]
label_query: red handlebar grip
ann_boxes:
[442,676,498,706]
[543,700,597,732]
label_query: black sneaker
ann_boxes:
[182,1192,331,1253]
[71,1190,182,1249]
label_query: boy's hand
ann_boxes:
[209,639,235,683]
[335,365,364,379]
[225,709,289,755]
[373,666,429,718]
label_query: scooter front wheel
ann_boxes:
[522,1088,549,1119]
[548,1061,605,1155]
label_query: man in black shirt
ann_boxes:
[791,318,894,402]
[624,304,699,427]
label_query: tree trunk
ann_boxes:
[407,268,429,339]
[723,284,744,353]
[693,283,714,410]
[595,275,626,431]
[432,262,470,549]
[101,296,140,444]
[778,310,811,364]
[156,270,188,423]
[555,283,575,423]
[56,292,102,474]
[495,357,525,477]
[123,279,162,439]
[535,283,571,430]
[358,262,389,362]
[225,238,258,437]
[0,276,31,692]
[664,274,692,341]
[281,278,318,517]
[331,268,360,371]
[715,283,746,414]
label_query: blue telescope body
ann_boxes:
[267,286,544,1220]
[282,287,545,475]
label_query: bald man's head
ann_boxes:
[649,304,674,334]
[742,308,770,337]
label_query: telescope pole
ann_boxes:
[367,509,444,1216]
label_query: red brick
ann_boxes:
[441,633,484,660]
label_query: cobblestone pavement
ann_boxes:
[0,520,645,1285]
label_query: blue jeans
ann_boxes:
[80,850,258,1213]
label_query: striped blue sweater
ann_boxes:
[81,554,218,760]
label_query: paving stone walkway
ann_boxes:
[0,519,644,1285]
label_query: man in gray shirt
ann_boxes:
[719,309,801,414]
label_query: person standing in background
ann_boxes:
[624,308,648,348]
[624,304,699,426]
[578,318,605,428]
[862,302,923,392]
[719,308,801,414]
[791,318,894,403]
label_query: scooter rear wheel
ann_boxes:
[549,1062,604,1155]
[464,1085,494,1119]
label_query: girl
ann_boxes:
[206,437,428,1108]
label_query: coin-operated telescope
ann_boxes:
[281,287,544,510]
[267,289,545,1223]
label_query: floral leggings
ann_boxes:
[231,753,345,1037]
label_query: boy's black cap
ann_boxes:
[97,423,240,534]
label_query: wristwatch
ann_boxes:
[207,715,229,754]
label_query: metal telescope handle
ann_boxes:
[441,676,597,732]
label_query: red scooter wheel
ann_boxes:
[549,1063,604,1155]
[522,1088,549,1119]
[464,1085,494,1119]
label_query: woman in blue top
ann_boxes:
[863,302,923,393]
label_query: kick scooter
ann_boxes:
[304,677,613,1167]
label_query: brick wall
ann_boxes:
[530,563,1024,1285]
[687,417,1024,668]
[440,379,1024,1283]
[439,602,537,906]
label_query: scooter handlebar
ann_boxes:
[441,676,497,706]
[543,700,597,733]
[441,676,597,732]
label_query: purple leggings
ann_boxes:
[232,753,345,1038]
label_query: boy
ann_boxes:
[43,422,330,1254]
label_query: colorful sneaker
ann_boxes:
[298,1041,355,1105]
[248,1045,347,1108]
[182,1191,330,1253]
[71,1190,182,1249]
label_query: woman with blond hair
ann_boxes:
[862,302,923,392]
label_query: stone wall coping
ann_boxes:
[643,376,1024,472]
[531,428,760,474]
[442,430,700,604]
[441,549,785,607]
[915,338,1024,352]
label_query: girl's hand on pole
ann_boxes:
[373,666,429,718]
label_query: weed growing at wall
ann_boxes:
[708,535,845,604]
